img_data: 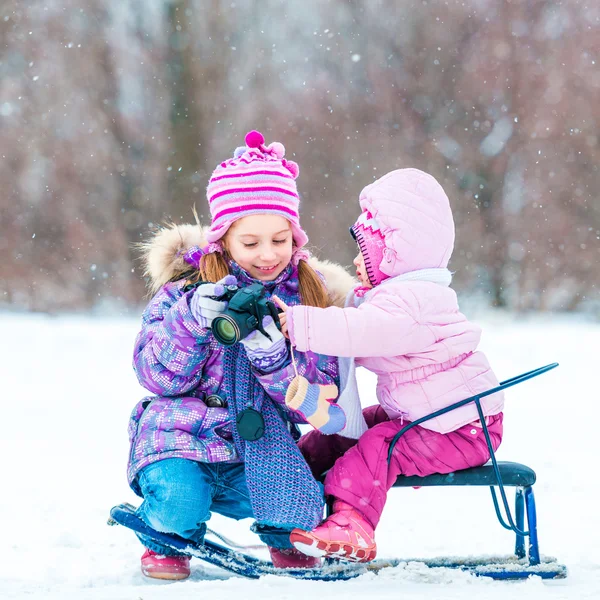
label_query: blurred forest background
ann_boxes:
[1,0,599,313]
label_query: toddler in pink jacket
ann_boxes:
[279,168,505,563]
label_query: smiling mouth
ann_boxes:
[255,264,279,272]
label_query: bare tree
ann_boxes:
[1,0,598,313]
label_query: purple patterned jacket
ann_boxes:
[127,261,339,494]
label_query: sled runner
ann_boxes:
[107,502,399,580]
[109,362,566,581]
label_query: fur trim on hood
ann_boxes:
[139,223,356,307]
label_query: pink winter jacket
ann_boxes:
[288,168,504,434]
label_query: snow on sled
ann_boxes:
[109,363,566,581]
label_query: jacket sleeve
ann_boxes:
[133,282,215,396]
[287,287,436,358]
[252,347,340,422]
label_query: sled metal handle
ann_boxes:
[386,363,558,539]
[387,363,558,463]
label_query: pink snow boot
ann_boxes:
[290,501,377,563]
[140,548,191,580]
[268,546,322,569]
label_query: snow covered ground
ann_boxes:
[1,311,599,599]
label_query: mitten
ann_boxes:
[285,376,345,435]
[240,316,289,372]
[190,275,237,329]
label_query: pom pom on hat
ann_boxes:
[284,159,299,179]
[267,141,285,159]
[245,130,265,148]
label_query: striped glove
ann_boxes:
[285,376,345,435]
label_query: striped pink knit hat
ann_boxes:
[206,130,308,249]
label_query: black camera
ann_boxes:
[211,283,281,346]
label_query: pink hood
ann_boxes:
[359,169,455,278]
[287,169,504,434]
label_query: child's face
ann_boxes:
[353,251,373,288]
[225,214,293,281]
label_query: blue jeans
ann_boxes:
[136,458,289,555]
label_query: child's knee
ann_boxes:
[139,461,211,534]
[362,405,389,427]
[143,488,210,536]
[297,428,326,458]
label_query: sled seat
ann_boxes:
[392,461,536,488]
[390,460,540,566]
[381,364,560,569]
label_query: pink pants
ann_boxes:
[299,405,503,529]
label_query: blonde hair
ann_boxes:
[185,250,330,309]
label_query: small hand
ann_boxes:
[190,275,237,329]
[271,295,289,338]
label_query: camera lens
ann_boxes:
[212,315,239,345]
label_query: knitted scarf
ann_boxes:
[223,344,324,532]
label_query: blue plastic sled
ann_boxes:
[108,363,567,581]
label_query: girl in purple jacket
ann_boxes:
[278,169,505,563]
[127,131,352,580]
